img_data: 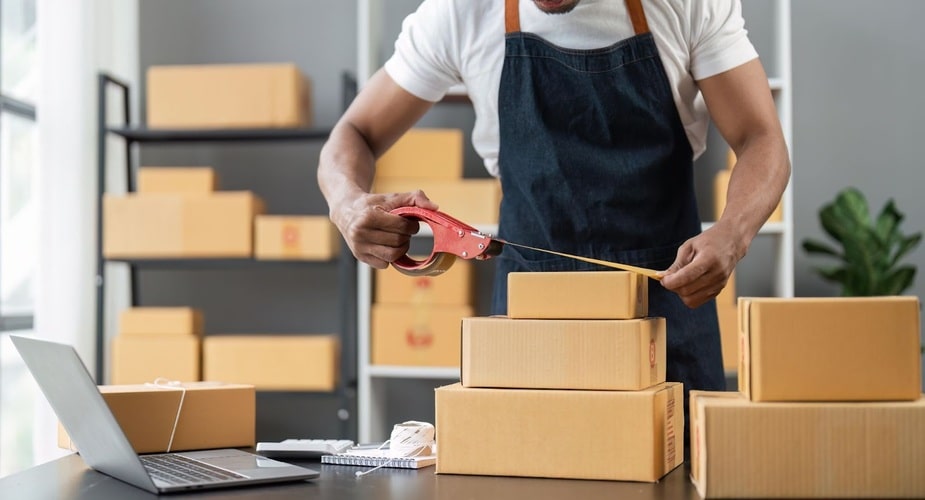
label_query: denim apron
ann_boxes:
[492,0,726,443]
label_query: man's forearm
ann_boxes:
[318,122,377,224]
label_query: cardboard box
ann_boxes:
[716,270,736,306]
[714,169,782,222]
[376,128,463,179]
[371,304,473,367]
[738,296,921,401]
[147,63,311,129]
[203,335,338,391]
[254,215,340,260]
[103,192,265,258]
[507,271,647,319]
[371,178,501,225]
[461,316,665,390]
[119,307,203,336]
[111,335,200,385]
[138,167,217,194]
[690,390,925,498]
[716,302,738,372]
[58,382,254,454]
[436,382,683,482]
[375,258,473,306]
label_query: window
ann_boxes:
[0,0,37,477]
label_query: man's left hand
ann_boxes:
[658,223,746,308]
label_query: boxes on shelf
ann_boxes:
[111,335,201,385]
[371,178,501,226]
[713,169,782,223]
[716,271,736,306]
[738,296,921,402]
[716,303,738,372]
[137,167,217,195]
[461,316,665,390]
[375,259,473,306]
[376,128,463,179]
[146,63,312,129]
[371,304,473,367]
[58,382,255,454]
[254,215,340,260]
[436,382,683,482]
[690,390,925,498]
[202,335,339,391]
[507,271,647,319]
[103,191,265,258]
[119,307,203,336]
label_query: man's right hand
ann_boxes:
[331,189,438,269]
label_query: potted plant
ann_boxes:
[802,187,921,296]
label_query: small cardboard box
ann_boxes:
[436,382,683,482]
[690,390,925,498]
[714,169,782,223]
[371,178,501,225]
[376,128,463,179]
[58,382,255,454]
[119,307,203,336]
[254,215,340,260]
[147,63,311,129]
[137,167,217,195]
[103,192,265,258]
[371,304,473,367]
[375,259,473,306]
[507,271,647,319]
[111,335,200,385]
[738,296,921,401]
[716,270,736,306]
[716,302,738,372]
[203,335,338,391]
[461,316,665,390]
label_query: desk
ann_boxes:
[0,452,701,499]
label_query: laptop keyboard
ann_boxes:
[141,454,246,485]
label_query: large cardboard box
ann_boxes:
[254,215,340,260]
[111,335,200,385]
[690,390,925,498]
[103,192,265,258]
[147,63,311,129]
[507,271,647,319]
[119,307,203,336]
[436,382,683,482]
[714,169,782,222]
[372,178,501,225]
[137,167,217,194]
[716,302,738,372]
[375,259,473,306]
[461,316,665,390]
[738,296,921,401]
[203,335,338,391]
[371,304,473,367]
[58,382,254,454]
[376,128,463,179]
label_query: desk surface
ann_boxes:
[0,453,701,499]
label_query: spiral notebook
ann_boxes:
[320,447,436,469]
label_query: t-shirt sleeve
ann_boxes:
[689,0,759,80]
[383,0,462,102]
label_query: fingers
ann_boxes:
[661,234,737,309]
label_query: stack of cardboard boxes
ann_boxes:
[435,271,683,482]
[112,307,203,384]
[692,296,924,498]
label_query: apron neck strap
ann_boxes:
[505,1,651,35]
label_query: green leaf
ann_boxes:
[879,266,916,295]
[890,232,922,267]
[835,187,870,228]
[875,199,903,245]
[802,239,841,258]
[816,266,847,285]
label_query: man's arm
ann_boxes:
[660,59,791,308]
[318,69,437,269]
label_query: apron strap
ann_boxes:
[625,0,651,35]
[506,0,650,36]
[505,0,520,34]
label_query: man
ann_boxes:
[318,0,789,435]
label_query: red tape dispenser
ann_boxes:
[389,207,503,276]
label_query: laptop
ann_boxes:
[11,335,320,494]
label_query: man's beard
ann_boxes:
[533,0,581,15]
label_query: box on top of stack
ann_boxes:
[439,270,682,482]
[694,295,924,498]
[111,307,203,385]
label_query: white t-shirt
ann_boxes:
[384,0,758,177]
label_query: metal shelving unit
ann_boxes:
[95,72,359,438]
